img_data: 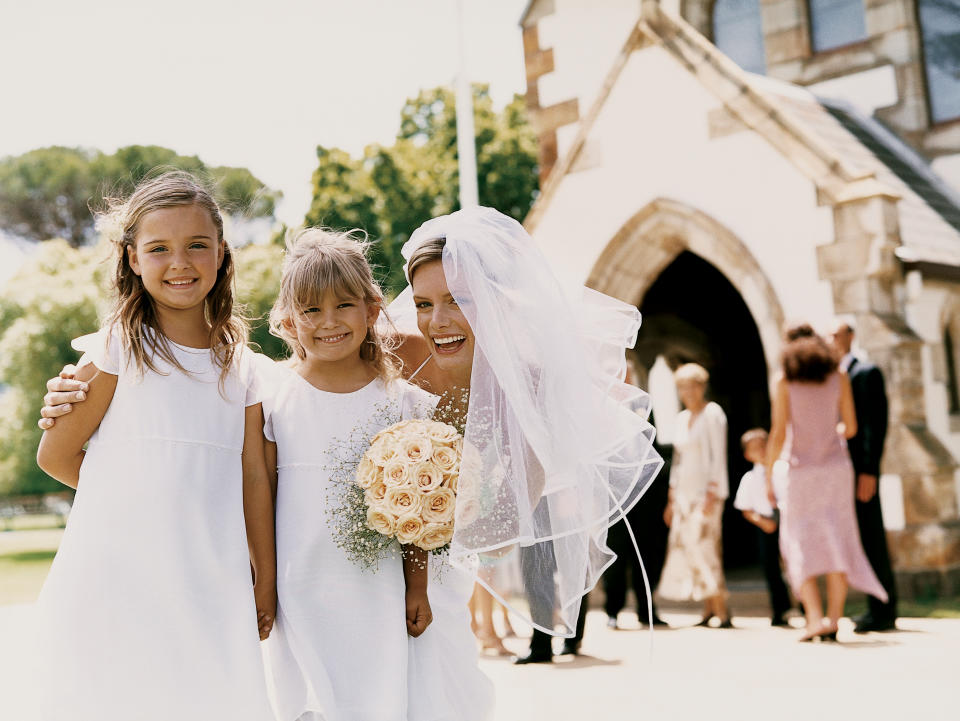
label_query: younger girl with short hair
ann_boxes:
[260,227,492,721]
[35,171,276,721]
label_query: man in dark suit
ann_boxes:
[831,320,898,632]
[603,415,671,628]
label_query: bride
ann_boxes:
[39,204,662,704]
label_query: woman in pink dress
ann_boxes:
[765,324,887,642]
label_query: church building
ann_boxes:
[519,0,960,595]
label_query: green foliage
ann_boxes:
[0,240,108,495]
[305,86,539,295]
[0,238,288,497]
[0,145,282,246]
[235,243,285,360]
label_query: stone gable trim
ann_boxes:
[524,2,900,233]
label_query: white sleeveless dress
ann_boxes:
[37,327,274,721]
[260,365,493,721]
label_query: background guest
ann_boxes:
[829,319,898,633]
[603,410,671,629]
[658,364,731,628]
[733,428,791,627]
[766,323,887,642]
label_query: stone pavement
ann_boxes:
[1,604,955,721]
[477,611,957,721]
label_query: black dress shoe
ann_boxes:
[638,614,669,627]
[716,617,734,629]
[770,615,789,627]
[559,641,580,656]
[853,615,896,634]
[512,648,553,664]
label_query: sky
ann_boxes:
[0,0,529,225]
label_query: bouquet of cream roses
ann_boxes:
[355,419,462,552]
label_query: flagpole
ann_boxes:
[455,0,479,208]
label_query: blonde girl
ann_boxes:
[259,227,451,721]
[36,171,275,721]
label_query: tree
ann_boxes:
[0,240,106,495]
[0,145,282,246]
[0,239,288,497]
[305,86,539,295]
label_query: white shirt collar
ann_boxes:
[840,352,855,372]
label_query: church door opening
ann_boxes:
[636,251,771,570]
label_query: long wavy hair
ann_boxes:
[98,170,247,385]
[269,227,399,381]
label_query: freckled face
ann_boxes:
[412,260,475,378]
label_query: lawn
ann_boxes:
[0,528,62,605]
[2,526,959,617]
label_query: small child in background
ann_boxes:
[734,428,792,627]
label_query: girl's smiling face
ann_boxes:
[411,260,475,380]
[127,203,223,317]
[289,289,379,366]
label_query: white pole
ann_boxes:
[455,0,479,208]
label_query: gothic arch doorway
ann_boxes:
[639,251,771,569]
[588,199,785,570]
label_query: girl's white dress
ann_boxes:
[37,328,274,721]
[260,365,493,721]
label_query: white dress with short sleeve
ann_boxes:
[37,327,274,721]
[260,365,493,721]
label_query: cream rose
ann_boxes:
[417,522,454,551]
[431,445,459,474]
[355,455,380,489]
[365,480,388,505]
[421,488,456,523]
[366,507,397,536]
[382,458,410,488]
[427,421,461,445]
[400,434,432,463]
[456,496,481,526]
[368,436,398,466]
[411,461,444,494]
[385,486,423,517]
[395,514,425,544]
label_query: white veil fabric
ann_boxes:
[388,206,663,636]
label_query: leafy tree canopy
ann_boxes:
[305,85,539,294]
[0,145,281,246]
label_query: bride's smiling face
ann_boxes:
[411,260,475,379]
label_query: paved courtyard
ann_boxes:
[477,611,957,721]
[1,601,954,721]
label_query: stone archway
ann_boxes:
[588,198,787,570]
[587,197,786,380]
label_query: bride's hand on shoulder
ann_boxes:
[405,589,433,638]
[38,365,88,430]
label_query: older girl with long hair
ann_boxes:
[35,171,275,720]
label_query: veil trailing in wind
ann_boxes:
[388,206,663,636]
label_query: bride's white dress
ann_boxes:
[37,328,274,721]
[261,366,493,721]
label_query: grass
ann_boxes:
[0,548,56,605]
[1,513,67,532]
[845,595,960,619]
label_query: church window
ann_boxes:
[808,0,867,52]
[918,0,960,124]
[713,0,767,74]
